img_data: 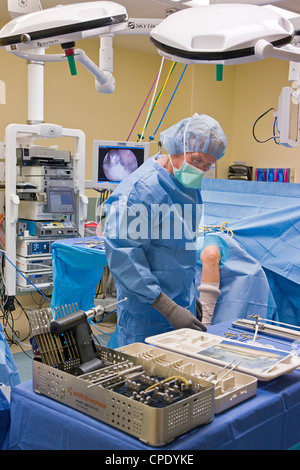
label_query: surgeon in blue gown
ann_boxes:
[104,114,227,346]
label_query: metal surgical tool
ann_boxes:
[206,361,236,381]
[214,361,242,385]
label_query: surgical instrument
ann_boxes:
[29,298,127,375]
[214,362,242,386]
[233,316,300,342]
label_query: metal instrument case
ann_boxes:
[117,342,257,414]
[32,345,215,447]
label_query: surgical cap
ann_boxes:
[160,113,227,160]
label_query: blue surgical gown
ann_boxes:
[103,155,202,346]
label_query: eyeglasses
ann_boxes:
[190,158,213,172]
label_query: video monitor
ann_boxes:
[92,140,150,185]
[46,186,75,214]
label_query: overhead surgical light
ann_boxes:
[150,4,300,65]
[0,2,128,95]
[0,1,128,51]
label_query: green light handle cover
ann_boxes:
[67,54,77,76]
[216,64,223,81]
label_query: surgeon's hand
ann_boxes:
[152,292,207,332]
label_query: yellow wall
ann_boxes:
[0,35,298,183]
[184,64,236,179]
[231,58,300,182]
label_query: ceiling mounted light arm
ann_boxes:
[9,48,67,62]
[9,41,116,93]
[255,39,300,62]
[76,39,116,94]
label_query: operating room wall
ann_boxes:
[41,39,235,182]
[231,58,300,182]
[0,34,299,183]
[180,64,236,179]
[0,34,235,183]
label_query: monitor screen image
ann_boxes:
[93,140,150,184]
[46,187,75,214]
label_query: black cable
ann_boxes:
[30,289,52,308]
[0,309,16,347]
[252,107,279,143]
[0,296,33,357]
[14,297,32,342]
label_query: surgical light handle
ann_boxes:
[255,39,300,63]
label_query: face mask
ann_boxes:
[169,156,205,189]
[168,117,205,189]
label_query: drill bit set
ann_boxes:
[28,305,81,372]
